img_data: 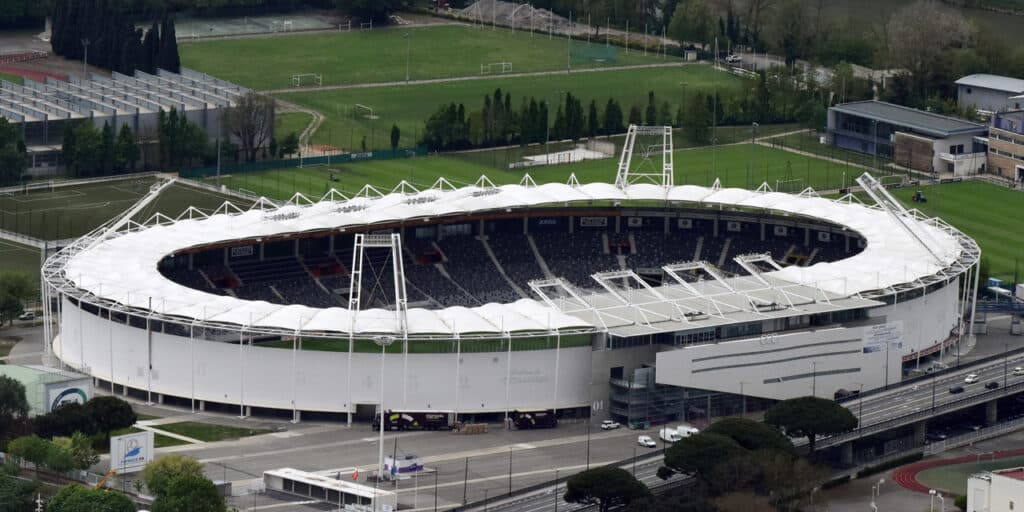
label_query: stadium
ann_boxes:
[40,127,981,427]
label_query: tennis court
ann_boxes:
[172,13,335,41]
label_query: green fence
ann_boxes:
[179,146,429,179]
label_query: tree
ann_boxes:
[587,100,600,138]
[7,435,51,476]
[563,466,650,512]
[152,473,227,512]
[341,0,403,24]
[764,396,858,452]
[159,15,181,73]
[645,91,657,125]
[668,0,714,46]
[0,375,28,446]
[33,403,97,439]
[685,93,712,144]
[279,132,299,157]
[885,0,970,97]
[0,471,36,512]
[116,124,139,171]
[0,117,26,186]
[224,92,275,162]
[603,99,624,135]
[704,417,793,454]
[52,432,99,470]
[85,396,135,443]
[47,484,135,512]
[774,0,811,67]
[100,121,116,175]
[390,124,400,151]
[628,105,642,125]
[662,433,744,483]
[143,454,205,498]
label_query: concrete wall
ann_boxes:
[655,281,960,399]
[988,126,1024,180]
[589,339,660,421]
[56,299,592,415]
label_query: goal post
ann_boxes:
[480,62,512,75]
[291,73,323,87]
[774,178,805,194]
[353,103,377,120]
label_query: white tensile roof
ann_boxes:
[60,181,964,338]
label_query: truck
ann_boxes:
[373,410,452,431]
[511,409,558,429]
[659,428,682,443]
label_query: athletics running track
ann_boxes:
[0,65,67,83]
[893,448,1024,493]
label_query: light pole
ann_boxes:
[373,335,396,511]
[403,33,411,82]
[81,38,90,78]
[853,382,864,434]
[811,361,820,396]
[739,381,748,416]
[871,119,879,171]
[749,121,759,187]
[871,478,884,500]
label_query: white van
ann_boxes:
[659,428,682,443]
[676,425,699,438]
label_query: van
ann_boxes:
[659,428,682,443]
[676,425,699,438]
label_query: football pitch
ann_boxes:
[206,143,861,201]
[890,181,1024,280]
[180,24,669,90]
[279,64,745,149]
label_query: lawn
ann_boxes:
[0,72,23,85]
[275,112,312,140]
[278,64,745,149]
[0,239,40,279]
[109,426,190,448]
[180,24,669,90]
[156,421,271,442]
[207,142,855,201]
[916,454,1024,495]
[891,181,1024,280]
[0,178,253,241]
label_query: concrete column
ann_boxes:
[845,234,851,254]
[760,221,765,241]
[157,393,164,405]
[198,400,206,412]
[245,406,252,417]
[713,218,719,237]
[615,216,621,234]
[294,240,300,257]
[840,441,854,466]
[913,420,927,445]
[664,217,670,235]
[259,243,265,260]
[986,400,998,426]
[523,216,529,234]
[804,227,811,246]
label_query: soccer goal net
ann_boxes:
[480,62,513,74]
[291,73,322,87]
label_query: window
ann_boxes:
[966,87,972,93]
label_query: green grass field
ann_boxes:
[0,72,23,85]
[109,426,190,448]
[891,181,1024,279]
[0,178,252,241]
[156,421,270,442]
[180,24,668,90]
[275,112,313,140]
[916,454,1024,495]
[279,64,744,149]
[0,239,40,278]
[208,142,858,201]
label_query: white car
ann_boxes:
[659,428,683,443]
[1014,367,1024,376]
[637,435,657,448]
[725,54,741,63]
[17,311,35,321]
[676,425,699,438]
[964,374,980,384]
[600,420,620,430]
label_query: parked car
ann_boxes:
[637,435,657,448]
[600,420,620,430]
[725,54,741,63]
[986,381,1000,390]
[17,311,35,321]
[926,431,947,441]
[964,374,980,384]
[949,385,965,394]
[1014,367,1024,376]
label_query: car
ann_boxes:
[926,431,947,441]
[16,311,35,321]
[600,420,620,430]
[986,381,1000,390]
[949,385,965,394]
[659,428,683,443]
[725,54,741,63]
[964,374,980,384]
[676,425,700,438]
[638,435,657,448]
[1014,367,1024,376]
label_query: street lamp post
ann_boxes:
[81,39,90,78]
[404,33,411,82]
[853,382,865,434]
[739,381,748,416]
[811,361,820,396]
[373,335,396,511]
[749,122,759,188]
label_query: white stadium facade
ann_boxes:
[41,128,980,427]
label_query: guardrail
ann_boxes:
[810,379,1024,451]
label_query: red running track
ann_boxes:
[892,447,1024,494]
[0,65,68,83]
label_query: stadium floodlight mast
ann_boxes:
[374,334,396,507]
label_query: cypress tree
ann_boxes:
[163,17,180,72]
[142,21,159,73]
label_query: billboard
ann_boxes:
[111,431,154,473]
[46,384,89,412]
[863,321,904,354]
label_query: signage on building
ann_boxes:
[863,321,904,354]
[46,385,89,412]
[110,431,154,473]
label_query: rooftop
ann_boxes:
[0,68,247,123]
[995,467,1024,482]
[830,100,986,138]
[956,74,1024,94]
